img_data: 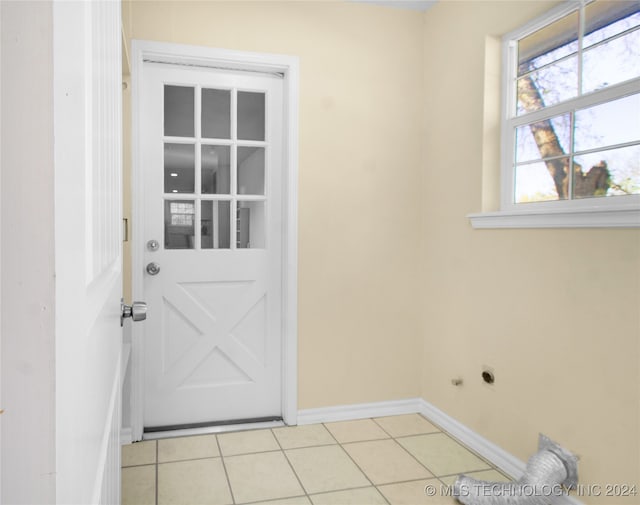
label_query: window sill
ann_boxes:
[468,207,640,229]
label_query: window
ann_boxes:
[471,0,640,228]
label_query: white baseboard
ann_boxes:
[298,397,582,505]
[297,398,423,425]
[120,427,133,445]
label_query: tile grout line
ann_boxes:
[438,429,502,471]
[389,436,440,480]
[414,411,503,473]
[271,427,312,501]
[321,421,391,504]
[216,434,238,505]
[308,483,388,501]
[371,417,467,502]
[370,417,395,438]
[123,414,510,505]
[394,432,497,485]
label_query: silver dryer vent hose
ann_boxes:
[453,436,578,505]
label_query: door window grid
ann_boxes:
[163,84,267,250]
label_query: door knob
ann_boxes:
[121,300,147,326]
[146,262,160,275]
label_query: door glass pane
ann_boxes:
[236,201,265,249]
[237,91,265,141]
[201,201,231,249]
[164,200,195,249]
[164,85,194,137]
[202,145,231,194]
[202,88,231,139]
[237,147,265,195]
[165,143,195,194]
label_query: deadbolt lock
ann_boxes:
[146,262,161,276]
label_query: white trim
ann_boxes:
[130,40,299,440]
[120,427,133,446]
[282,60,299,426]
[468,206,640,229]
[130,40,145,443]
[298,398,426,425]
[297,398,583,505]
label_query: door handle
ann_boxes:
[146,262,160,275]
[121,300,147,326]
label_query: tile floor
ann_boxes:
[122,414,511,505]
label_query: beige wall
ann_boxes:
[124,1,640,501]
[421,2,640,503]
[125,1,425,408]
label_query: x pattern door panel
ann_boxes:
[159,279,267,390]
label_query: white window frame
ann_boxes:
[469,0,640,229]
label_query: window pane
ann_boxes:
[574,94,640,152]
[516,114,571,164]
[582,30,640,94]
[237,201,265,249]
[164,143,195,194]
[164,85,194,137]
[201,201,231,249]
[202,88,231,139]
[517,11,578,76]
[517,56,578,115]
[584,2,640,49]
[201,145,231,194]
[164,200,195,249]
[237,147,265,195]
[573,145,640,199]
[237,91,265,141]
[515,159,568,203]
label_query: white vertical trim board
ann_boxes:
[298,398,583,505]
[130,40,299,440]
[281,57,299,427]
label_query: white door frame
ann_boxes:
[130,40,299,441]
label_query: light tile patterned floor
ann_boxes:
[122,414,510,505]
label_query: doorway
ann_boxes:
[129,41,299,440]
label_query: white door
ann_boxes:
[141,63,284,429]
[53,1,125,503]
